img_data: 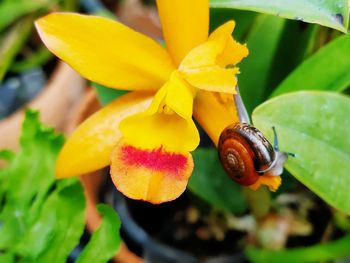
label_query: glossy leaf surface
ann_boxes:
[210,0,349,32]
[253,91,350,214]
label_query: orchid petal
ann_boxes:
[120,72,199,152]
[180,66,239,93]
[193,91,239,146]
[180,21,248,69]
[35,13,175,91]
[179,21,248,93]
[249,175,282,192]
[156,0,209,66]
[111,142,193,204]
[56,91,153,178]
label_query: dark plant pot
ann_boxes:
[110,184,246,263]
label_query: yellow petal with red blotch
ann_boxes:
[56,91,153,178]
[120,72,199,152]
[111,142,193,203]
[35,13,174,91]
[156,0,209,66]
[193,91,240,146]
[249,175,282,192]
[180,66,239,93]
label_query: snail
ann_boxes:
[218,86,289,186]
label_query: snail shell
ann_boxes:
[218,123,276,186]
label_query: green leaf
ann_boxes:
[272,33,350,97]
[209,8,256,41]
[0,110,88,262]
[17,181,86,262]
[238,14,285,114]
[252,91,350,214]
[0,15,33,82]
[210,0,349,32]
[0,109,64,248]
[246,234,350,263]
[0,253,14,263]
[188,148,247,214]
[0,0,48,32]
[93,83,128,106]
[265,22,320,96]
[77,204,121,263]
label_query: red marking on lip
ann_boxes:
[121,145,188,175]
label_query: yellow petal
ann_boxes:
[56,91,153,178]
[111,141,193,204]
[249,175,282,192]
[164,71,195,120]
[35,13,175,91]
[193,91,239,146]
[180,66,239,93]
[156,0,209,66]
[180,20,248,68]
[216,35,249,68]
[120,109,199,153]
[208,20,249,67]
[120,73,199,152]
[141,71,195,119]
[179,21,247,93]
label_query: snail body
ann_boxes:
[218,123,284,186]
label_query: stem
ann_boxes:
[244,186,271,220]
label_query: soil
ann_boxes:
[122,190,246,258]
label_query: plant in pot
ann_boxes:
[32,0,350,262]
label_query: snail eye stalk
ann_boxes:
[272,126,296,157]
[272,126,279,151]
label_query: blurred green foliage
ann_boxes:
[246,234,350,262]
[0,0,80,83]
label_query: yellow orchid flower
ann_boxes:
[35,0,280,204]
